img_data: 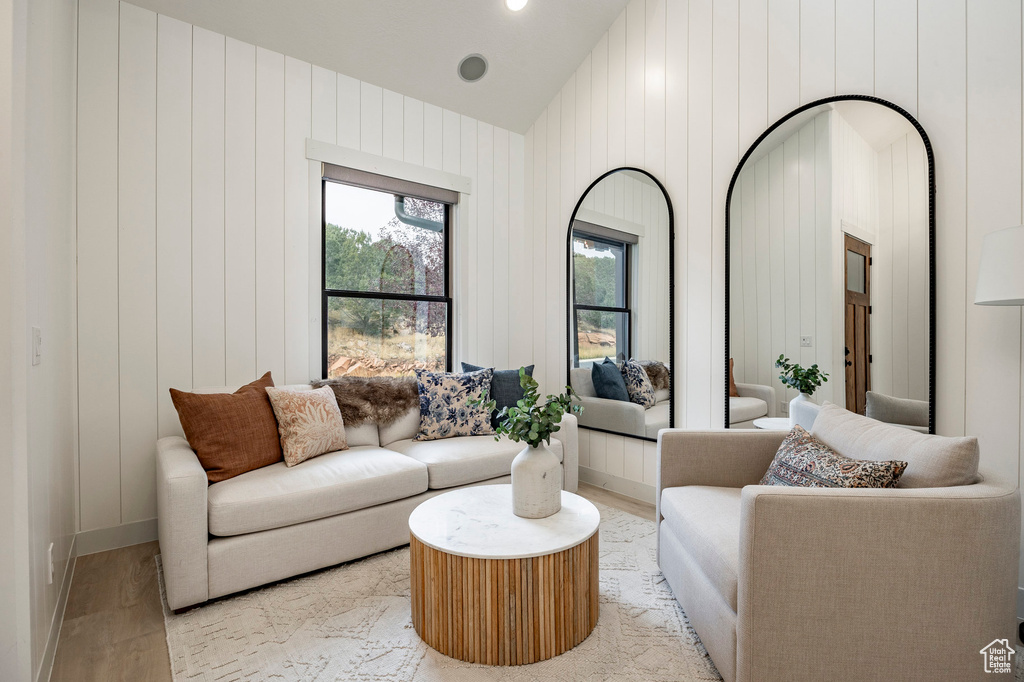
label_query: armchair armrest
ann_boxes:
[735,382,777,417]
[737,482,1020,682]
[156,436,209,610]
[551,413,578,492]
[572,396,645,437]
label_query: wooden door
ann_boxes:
[844,234,871,414]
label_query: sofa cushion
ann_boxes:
[761,425,907,488]
[170,372,282,483]
[644,402,671,439]
[622,360,657,408]
[414,368,495,441]
[569,367,598,398]
[462,363,535,429]
[265,386,348,467]
[865,391,929,428]
[811,402,980,488]
[378,406,420,447]
[729,396,767,424]
[592,358,630,402]
[388,436,563,489]
[660,486,742,611]
[207,446,428,536]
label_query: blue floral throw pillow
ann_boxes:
[414,368,495,441]
[621,360,656,408]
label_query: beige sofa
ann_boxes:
[157,384,579,611]
[569,367,670,438]
[656,404,1019,682]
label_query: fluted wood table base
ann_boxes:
[410,531,599,665]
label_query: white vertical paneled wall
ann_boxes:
[871,132,930,402]
[529,0,1023,507]
[76,1,526,533]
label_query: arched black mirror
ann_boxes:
[565,168,675,442]
[725,96,935,433]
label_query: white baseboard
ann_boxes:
[75,518,157,557]
[38,535,76,682]
[579,466,656,504]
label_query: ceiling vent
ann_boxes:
[457,54,488,83]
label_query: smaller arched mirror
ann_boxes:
[725,96,935,432]
[565,168,674,441]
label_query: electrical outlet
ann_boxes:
[779,401,789,416]
[32,327,41,366]
[800,335,813,348]
[47,542,54,585]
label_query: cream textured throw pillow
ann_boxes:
[265,386,348,466]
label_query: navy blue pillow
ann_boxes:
[591,358,630,402]
[462,363,535,429]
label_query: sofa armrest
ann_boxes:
[572,396,645,437]
[156,436,209,610]
[551,413,579,493]
[735,382,777,417]
[737,483,1020,682]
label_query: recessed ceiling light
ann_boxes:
[506,0,528,11]
[458,54,488,83]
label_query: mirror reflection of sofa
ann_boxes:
[864,390,929,433]
[570,366,670,439]
[729,383,776,428]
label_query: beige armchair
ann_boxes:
[656,424,1019,681]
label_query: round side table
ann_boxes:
[408,484,600,665]
[752,417,793,430]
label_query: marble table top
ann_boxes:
[408,484,601,560]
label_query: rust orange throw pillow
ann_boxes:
[728,358,740,398]
[170,372,283,483]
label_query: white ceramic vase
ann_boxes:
[511,442,562,519]
[789,392,812,427]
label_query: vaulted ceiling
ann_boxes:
[127,0,631,133]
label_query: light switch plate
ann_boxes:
[800,336,812,348]
[32,327,41,365]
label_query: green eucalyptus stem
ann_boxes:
[774,354,829,396]
[469,367,584,447]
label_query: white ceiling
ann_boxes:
[128,0,631,133]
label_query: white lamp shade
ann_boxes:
[975,225,1024,306]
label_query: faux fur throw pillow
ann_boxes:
[311,376,420,427]
[638,360,671,391]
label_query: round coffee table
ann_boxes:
[408,484,600,665]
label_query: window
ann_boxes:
[322,165,454,378]
[572,224,632,366]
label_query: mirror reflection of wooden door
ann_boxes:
[844,234,871,414]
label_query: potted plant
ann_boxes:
[472,367,583,519]
[775,355,829,425]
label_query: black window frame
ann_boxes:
[571,228,631,366]
[321,176,454,379]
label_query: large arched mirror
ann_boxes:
[725,96,934,433]
[566,168,674,442]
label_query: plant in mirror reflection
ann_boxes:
[775,355,829,396]
[470,367,583,448]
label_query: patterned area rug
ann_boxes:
[160,503,722,681]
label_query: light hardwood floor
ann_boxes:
[49,482,654,681]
